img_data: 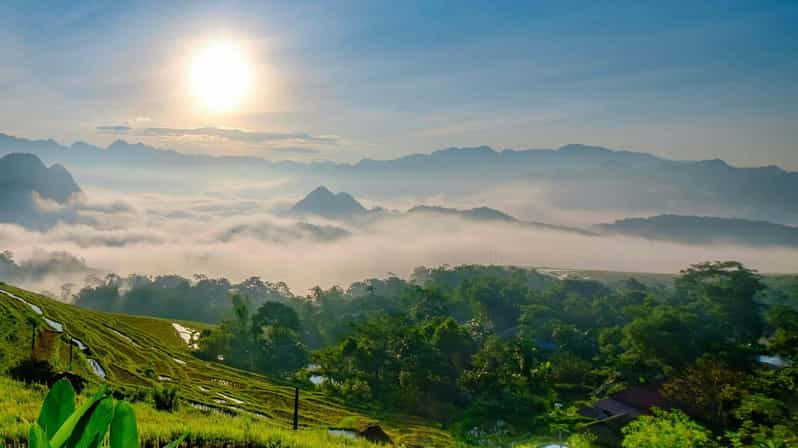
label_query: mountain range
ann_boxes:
[288,186,798,248]
[287,186,592,233]
[2,132,797,225]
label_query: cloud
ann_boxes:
[95,125,338,145]
[96,125,133,133]
[269,147,322,155]
[0,248,99,296]
[1,183,797,299]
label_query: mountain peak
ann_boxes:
[290,186,367,219]
[108,139,130,149]
[557,144,613,154]
[308,185,335,198]
[0,152,81,204]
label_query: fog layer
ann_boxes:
[1,185,796,296]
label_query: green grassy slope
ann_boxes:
[0,283,454,447]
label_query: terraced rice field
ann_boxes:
[0,283,454,447]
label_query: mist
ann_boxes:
[1,184,796,297]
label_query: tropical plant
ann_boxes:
[28,378,186,448]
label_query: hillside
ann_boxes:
[0,283,453,447]
[597,214,798,247]
[406,205,595,235]
[0,152,80,203]
[0,153,82,229]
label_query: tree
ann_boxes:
[251,301,306,375]
[252,325,307,375]
[621,408,715,448]
[252,301,300,332]
[460,276,526,332]
[676,261,764,346]
[460,336,551,425]
[765,304,798,359]
[621,306,707,372]
[430,317,474,372]
[662,359,745,430]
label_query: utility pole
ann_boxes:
[292,386,299,430]
[29,319,37,360]
[555,402,564,447]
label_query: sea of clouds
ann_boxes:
[2,181,797,298]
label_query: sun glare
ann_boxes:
[190,40,251,113]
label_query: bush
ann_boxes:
[621,408,714,448]
[111,386,148,403]
[153,385,179,412]
[9,359,55,385]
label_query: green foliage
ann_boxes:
[621,408,715,448]
[676,261,765,347]
[29,378,188,448]
[567,432,598,448]
[29,424,51,448]
[38,379,75,439]
[64,396,115,448]
[198,298,307,376]
[0,284,453,447]
[5,260,798,446]
[621,306,706,371]
[152,385,179,412]
[109,402,138,448]
[49,385,108,448]
[663,359,745,430]
[161,433,188,448]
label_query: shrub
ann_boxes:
[622,408,714,448]
[9,359,56,385]
[153,385,179,412]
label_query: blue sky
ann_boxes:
[1,0,797,167]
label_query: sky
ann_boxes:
[1,0,797,167]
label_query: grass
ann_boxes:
[0,376,378,448]
[0,283,455,447]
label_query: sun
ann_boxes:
[190,40,251,113]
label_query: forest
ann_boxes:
[71,262,798,447]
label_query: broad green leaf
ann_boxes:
[49,386,107,448]
[162,432,188,448]
[109,402,138,448]
[29,424,52,448]
[64,397,115,448]
[38,379,76,439]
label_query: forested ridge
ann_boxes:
[67,262,798,446]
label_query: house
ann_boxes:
[580,381,671,421]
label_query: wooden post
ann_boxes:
[292,386,299,430]
[30,322,36,359]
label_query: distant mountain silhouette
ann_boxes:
[597,215,798,247]
[3,131,798,224]
[289,186,368,219]
[407,205,595,235]
[0,153,80,202]
[407,205,517,222]
[289,187,593,235]
[0,153,82,229]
